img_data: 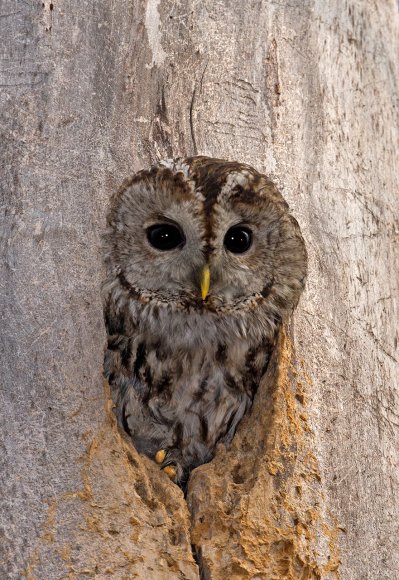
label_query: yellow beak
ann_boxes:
[200,265,210,300]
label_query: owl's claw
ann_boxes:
[162,465,177,480]
[155,449,167,464]
[155,449,181,482]
[155,449,177,480]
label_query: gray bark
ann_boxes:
[1,1,398,578]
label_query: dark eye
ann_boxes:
[146,224,185,251]
[224,226,252,254]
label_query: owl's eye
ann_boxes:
[146,224,185,251]
[224,226,252,254]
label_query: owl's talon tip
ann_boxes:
[155,449,167,464]
[162,465,177,479]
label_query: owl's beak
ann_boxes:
[200,265,211,300]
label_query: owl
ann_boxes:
[103,156,307,487]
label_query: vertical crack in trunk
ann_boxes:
[190,544,206,580]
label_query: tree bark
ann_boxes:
[1,1,398,578]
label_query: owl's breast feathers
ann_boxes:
[104,296,276,482]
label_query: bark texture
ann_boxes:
[1,1,398,578]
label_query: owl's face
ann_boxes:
[105,157,306,316]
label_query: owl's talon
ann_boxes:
[162,465,177,480]
[155,449,167,464]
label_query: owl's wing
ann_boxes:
[104,336,175,457]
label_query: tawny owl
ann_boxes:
[103,156,307,487]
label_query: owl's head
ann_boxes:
[104,157,306,325]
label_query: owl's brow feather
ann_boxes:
[190,165,260,259]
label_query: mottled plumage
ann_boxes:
[103,156,307,486]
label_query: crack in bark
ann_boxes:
[189,86,198,156]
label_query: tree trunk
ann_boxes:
[1,1,398,578]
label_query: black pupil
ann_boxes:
[224,226,252,254]
[147,224,184,251]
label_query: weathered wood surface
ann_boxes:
[1,1,398,578]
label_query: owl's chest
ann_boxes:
[134,338,264,420]
[137,342,254,452]
[111,332,271,474]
